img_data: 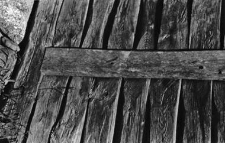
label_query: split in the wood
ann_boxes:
[41,48,225,80]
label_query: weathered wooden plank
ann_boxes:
[151,0,188,142]
[149,79,180,143]
[82,78,122,143]
[212,81,225,143]
[181,80,211,143]
[107,0,141,49]
[26,75,69,143]
[53,0,89,47]
[178,0,222,142]
[189,0,221,49]
[42,48,225,80]
[158,0,188,50]
[14,1,65,142]
[113,79,149,143]
[49,77,89,143]
[82,0,116,48]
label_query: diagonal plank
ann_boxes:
[42,48,225,80]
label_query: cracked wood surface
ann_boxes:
[42,48,225,80]
[11,0,225,142]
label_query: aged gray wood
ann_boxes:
[212,81,225,143]
[26,76,69,143]
[152,0,187,142]
[14,1,65,142]
[107,0,141,49]
[82,78,122,143]
[50,77,89,143]
[179,0,222,142]
[53,0,89,47]
[181,80,211,143]
[42,48,225,80]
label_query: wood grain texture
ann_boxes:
[149,79,179,143]
[53,0,89,47]
[49,77,89,143]
[82,78,122,143]
[158,0,188,50]
[212,81,225,143]
[26,76,69,143]
[152,0,188,142]
[179,0,222,142]
[42,48,225,80]
[189,0,221,49]
[181,80,211,143]
[82,0,115,48]
[107,0,141,49]
[113,79,149,143]
[15,0,65,142]
[135,0,157,50]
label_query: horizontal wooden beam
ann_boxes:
[41,48,225,80]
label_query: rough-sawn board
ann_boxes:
[42,48,225,80]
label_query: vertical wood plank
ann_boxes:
[180,0,222,142]
[212,81,225,143]
[150,0,188,142]
[82,0,116,48]
[78,0,124,143]
[108,0,141,49]
[50,77,89,143]
[114,79,150,143]
[15,0,65,142]
[149,79,180,143]
[82,78,122,143]
[189,0,221,49]
[53,0,90,47]
[181,80,211,143]
[107,1,152,143]
[26,76,69,143]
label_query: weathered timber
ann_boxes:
[26,76,69,143]
[50,77,89,143]
[113,79,149,143]
[181,80,211,143]
[78,0,124,142]
[53,0,89,47]
[212,81,225,142]
[42,48,225,80]
[189,0,221,49]
[135,0,157,50]
[15,0,65,142]
[82,0,116,48]
[106,1,151,143]
[107,0,141,49]
[179,0,222,142]
[149,79,180,143]
[82,78,122,143]
[156,0,188,143]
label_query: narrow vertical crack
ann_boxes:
[22,74,44,143]
[102,0,120,49]
[133,0,145,50]
[154,0,164,50]
[47,76,72,143]
[112,78,125,143]
[220,0,225,49]
[187,0,193,49]
[211,81,219,143]
[141,79,151,143]
[79,0,94,48]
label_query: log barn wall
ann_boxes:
[5,0,225,142]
